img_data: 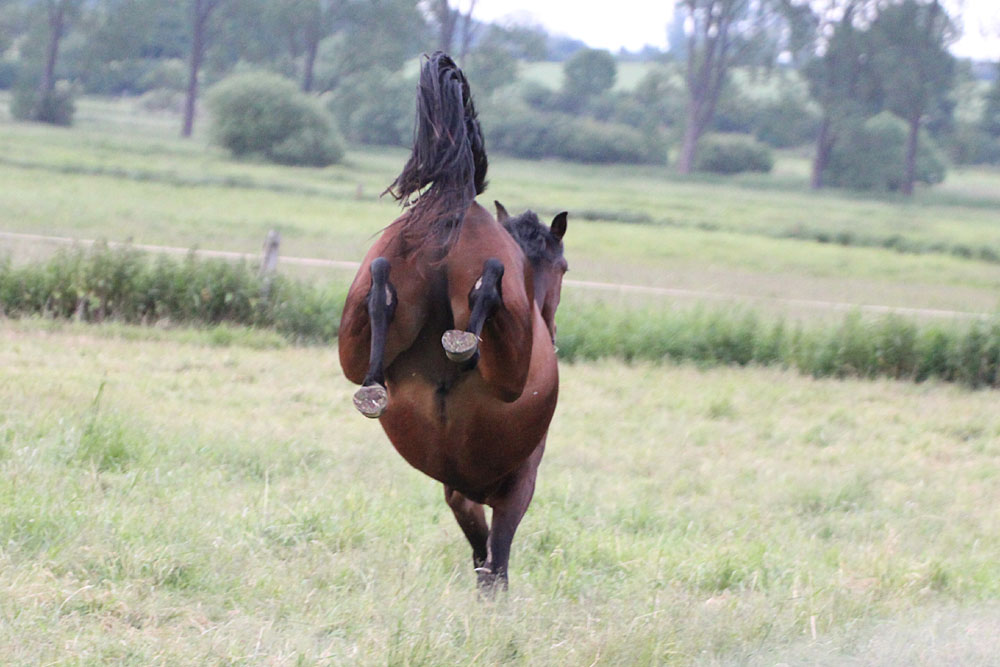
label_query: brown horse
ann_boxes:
[338,52,568,590]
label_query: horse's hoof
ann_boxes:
[475,567,508,595]
[353,384,388,418]
[442,330,478,362]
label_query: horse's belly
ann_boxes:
[378,371,557,497]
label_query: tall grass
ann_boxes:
[557,301,1000,389]
[2,244,999,388]
[0,242,344,342]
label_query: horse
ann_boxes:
[337,52,568,591]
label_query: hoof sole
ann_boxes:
[442,330,478,363]
[353,384,388,418]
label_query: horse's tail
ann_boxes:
[385,51,488,249]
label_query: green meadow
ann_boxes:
[2,96,1000,664]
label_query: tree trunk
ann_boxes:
[433,0,457,53]
[677,104,702,174]
[40,3,66,97]
[302,37,318,92]
[901,114,920,196]
[811,115,833,190]
[182,0,215,138]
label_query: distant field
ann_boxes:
[2,97,1000,318]
[519,60,657,91]
[2,320,999,664]
[3,92,1000,665]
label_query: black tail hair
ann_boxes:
[385,52,488,248]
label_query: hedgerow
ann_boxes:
[2,245,998,389]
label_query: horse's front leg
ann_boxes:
[442,258,504,365]
[352,257,397,418]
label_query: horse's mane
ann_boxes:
[503,211,562,266]
[384,52,488,253]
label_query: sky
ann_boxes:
[470,0,1000,61]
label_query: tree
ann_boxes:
[426,0,477,60]
[39,0,81,99]
[269,0,347,92]
[869,0,956,195]
[803,0,881,189]
[562,48,616,100]
[182,0,224,137]
[675,0,790,173]
[980,62,1000,138]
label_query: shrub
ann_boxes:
[0,59,18,90]
[207,71,344,167]
[694,133,774,174]
[484,105,668,165]
[948,122,1000,166]
[562,48,617,100]
[10,81,76,126]
[0,243,344,343]
[327,67,412,147]
[753,92,821,148]
[825,112,947,191]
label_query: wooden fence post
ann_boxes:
[259,229,280,298]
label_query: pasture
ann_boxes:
[3,320,1000,664]
[2,96,1000,664]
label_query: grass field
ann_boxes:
[2,93,1000,664]
[3,96,1000,316]
[3,319,1000,664]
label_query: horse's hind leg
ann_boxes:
[479,441,545,592]
[352,257,397,418]
[444,486,489,568]
[441,258,504,364]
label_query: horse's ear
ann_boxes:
[550,211,568,241]
[494,201,509,223]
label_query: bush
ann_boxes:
[5,247,1000,390]
[825,112,947,191]
[753,92,821,148]
[554,298,1000,390]
[327,67,412,147]
[0,59,18,90]
[207,71,344,167]
[694,133,774,174]
[948,122,1000,166]
[10,81,77,126]
[0,244,345,343]
[484,105,668,164]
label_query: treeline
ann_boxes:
[2,243,999,389]
[1,1,997,191]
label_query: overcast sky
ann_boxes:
[471,0,999,61]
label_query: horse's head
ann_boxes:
[496,201,568,342]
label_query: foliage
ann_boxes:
[463,41,519,98]
[710,80,819,147]
[693,133,774,174]
[948,122,1000,166]
[6,243,1000,390]
[632,65,686,131]
[562,48,616,100]
[982,63,1000,139]
[825,112,946,192]
[556,300,1000,389]
[327,67,413,146]
[0,57,18,89]
[0,243,343,343]
[10,80,76,125]
[484,104,668,165]
[207,71,343,166]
